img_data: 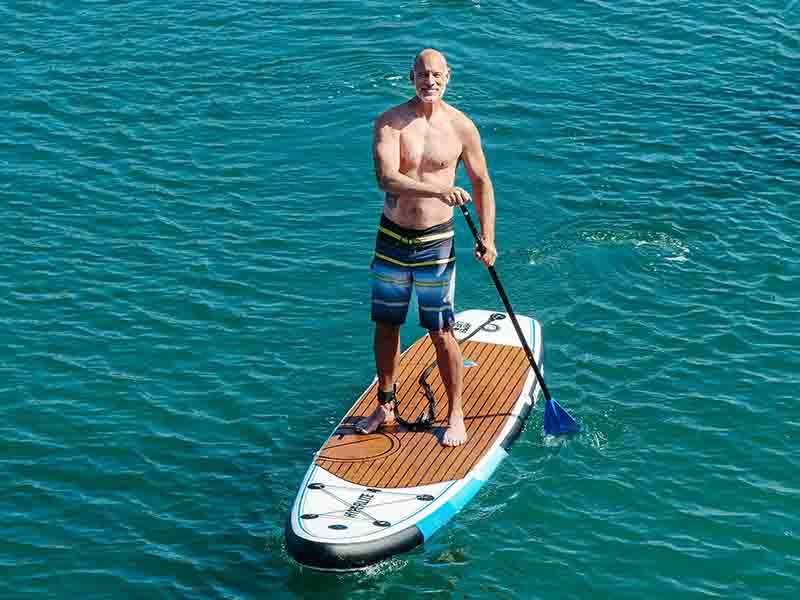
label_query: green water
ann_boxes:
[3,1,799,598]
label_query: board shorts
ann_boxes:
[370,214,456,331]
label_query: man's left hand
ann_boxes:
[475,240,497,267]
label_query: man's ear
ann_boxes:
[409,69,414,82]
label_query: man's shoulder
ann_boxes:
[375,101,413,127]
[442,103,479,136]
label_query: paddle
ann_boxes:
[459,204,581,435]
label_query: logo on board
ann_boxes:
[344,493,375,519]
[453,321,471,334]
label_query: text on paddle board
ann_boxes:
[344,493,375,518]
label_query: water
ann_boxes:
[3,1,799,598]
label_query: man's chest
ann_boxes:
[399,120,462,170]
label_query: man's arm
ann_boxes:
[461,119,497,266]
[373,114,470,205]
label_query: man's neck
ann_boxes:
[410,97,443,120]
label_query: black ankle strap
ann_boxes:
[377,387,396,405]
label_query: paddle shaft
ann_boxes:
[459,205,553,402]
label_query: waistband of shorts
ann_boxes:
[378,214,454,245]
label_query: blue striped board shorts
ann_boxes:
[370,214,456,331]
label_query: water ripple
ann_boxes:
[3,1,800,598]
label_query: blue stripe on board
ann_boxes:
[417,446,508,540]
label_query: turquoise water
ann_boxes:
[4,1,799,598]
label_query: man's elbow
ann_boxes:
[376,172,397,191]
[472,174,494,193]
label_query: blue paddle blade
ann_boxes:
[544,398,582,435]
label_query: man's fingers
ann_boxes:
[441,187,472,206]
[475,240,497,267]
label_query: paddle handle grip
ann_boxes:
[459,205,552,402]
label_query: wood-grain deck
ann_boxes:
[314,336,531,488]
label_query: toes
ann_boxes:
[442,434,465,447]
[442,428,467,447]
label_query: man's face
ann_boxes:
[411,55,450,103]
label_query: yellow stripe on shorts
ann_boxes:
[374,252,455,268]
[378,226,455,245]
[371,272,409,285]
[415,279,451,287]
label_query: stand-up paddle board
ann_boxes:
[285,308,543,571]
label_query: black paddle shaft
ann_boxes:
[460,205,553,402]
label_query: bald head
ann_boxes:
[413,48,449,72]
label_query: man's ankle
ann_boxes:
[377,386,396,405]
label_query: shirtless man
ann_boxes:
[356,49,497,447]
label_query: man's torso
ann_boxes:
[382,101,466,229]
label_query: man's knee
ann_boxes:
[428,327,455,348]
[376,321,401,336]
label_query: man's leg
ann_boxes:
[415,231,462,446]
[356,322,400,434]
[429,328,467,446]
[375,321,401,391]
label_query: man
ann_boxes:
[356,48,497,447]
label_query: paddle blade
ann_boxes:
[544,398,581,435]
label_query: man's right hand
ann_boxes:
[439,186,471,207]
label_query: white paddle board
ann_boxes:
[285,309,543,570]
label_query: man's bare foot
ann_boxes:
[442,411,467,446]
[355,402,396,434]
